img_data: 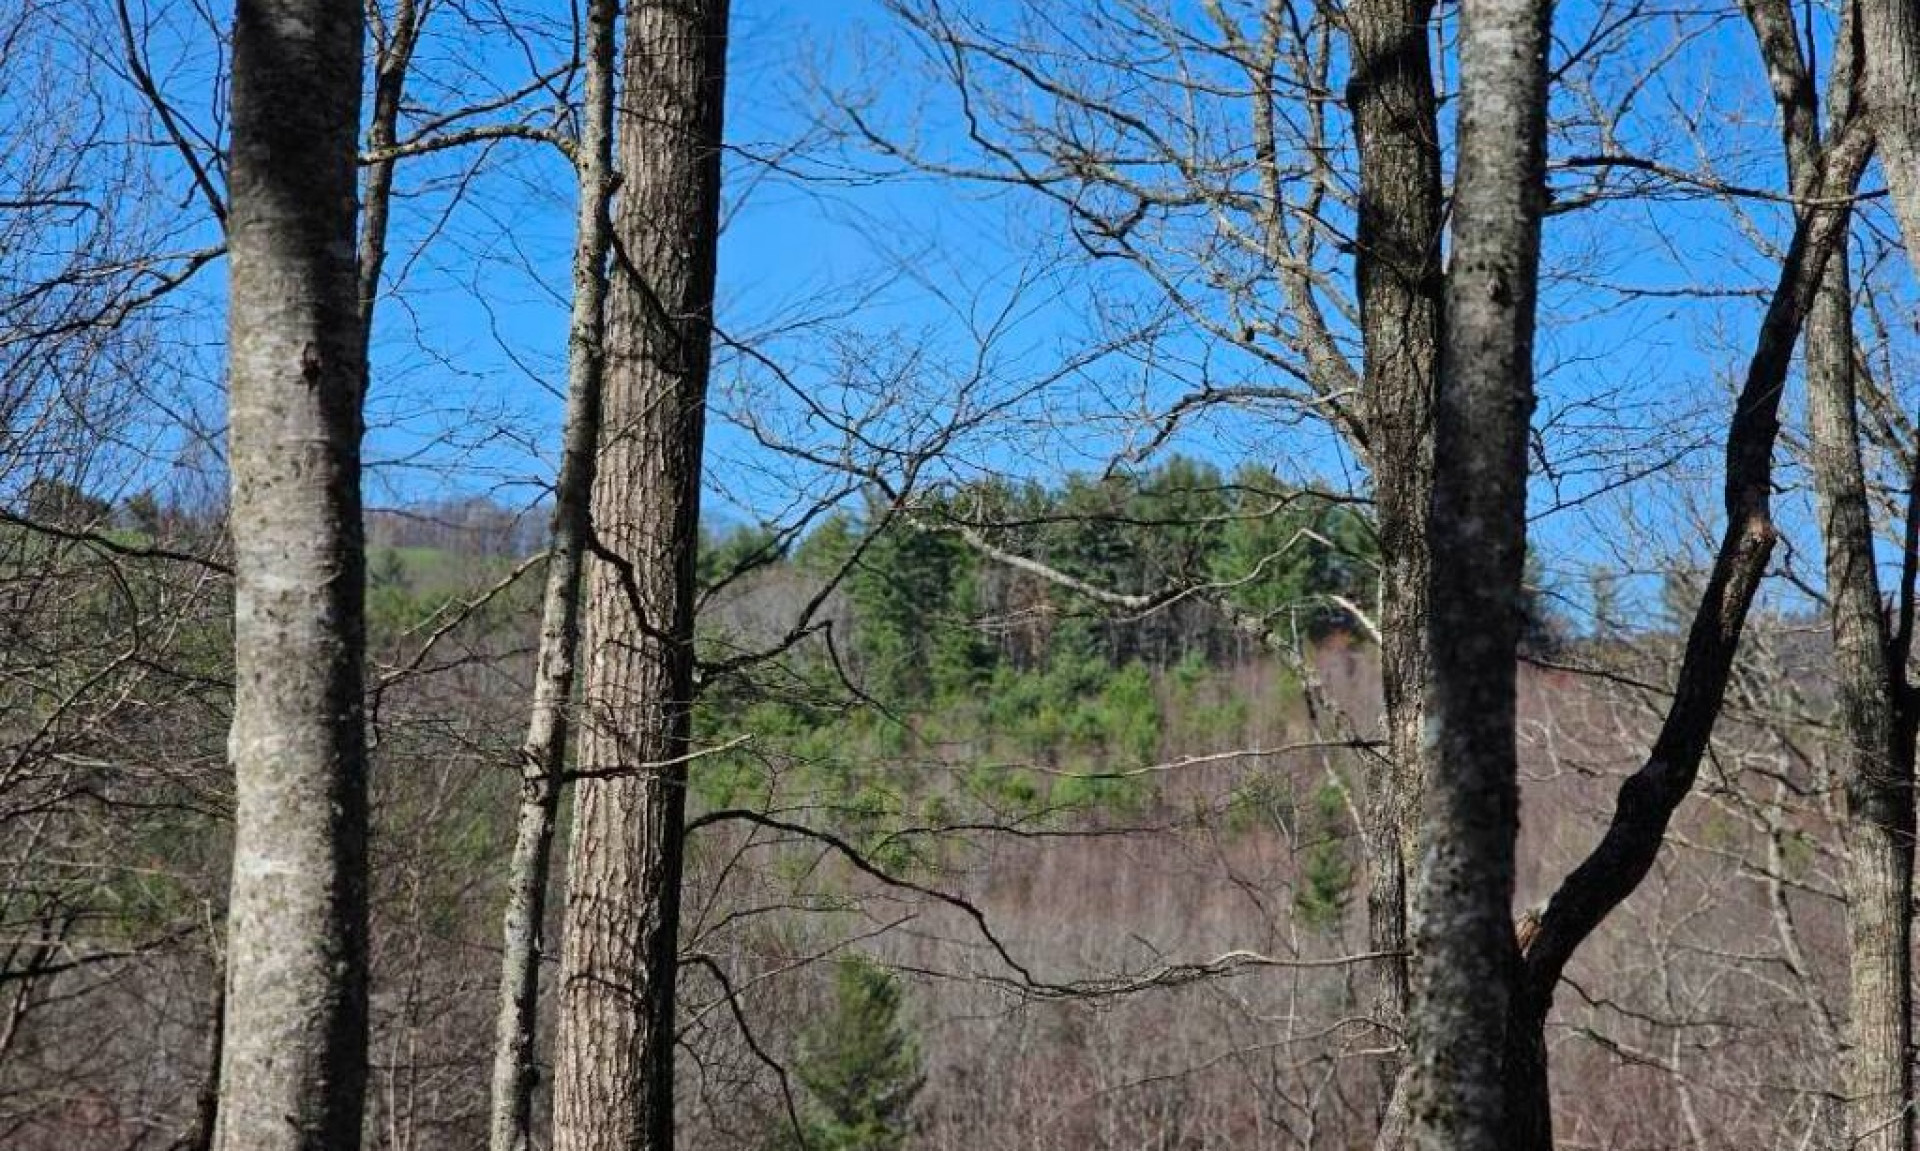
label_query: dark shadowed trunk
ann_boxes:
[216,0,370,1148]
[1501,112,1874,1150]
[1761,4,1914,1144]
[1405,0,1548,1144]
[549,3,729,1150]
[486,1,621,1148]
[1344,0,1442,1060]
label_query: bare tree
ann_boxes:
[550,2,729,1149]
[1403,0,1550,1145]
[1749,2,1916,1145]
[1861,0,1920,261]
[488,0,619,1146]
[835,0,1450,1078]
[1344,0,1443,1054]
[1500,96,1875,1151]
[215,0,370,1148]
[26,2,1920,1148]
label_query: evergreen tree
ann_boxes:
[789,956,924,1151]
[844,507,994,703]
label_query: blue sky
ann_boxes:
[19,0,1917,628]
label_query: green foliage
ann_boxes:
[1519,548,1568,654]
[1224,775,1293,837]
[962,760,1042,809]
[839,508,996,705]
[365,547,417,631]
[1214,465,1377,635]
[1165,651,1253,747]
[786,955,924,1151]
[1293,778,1354,931]
[93,806,222,942]
[1091,661,1160,763]
[691,697,828,810]
[963,652,1158,814]
[680,458,1447,850]
[361,544,535,646]
[699,522,784,592]
[120,489,164,536]
[812,459,1399,712]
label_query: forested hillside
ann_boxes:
[0,472,1837,1149]
[9,0,1920,1149]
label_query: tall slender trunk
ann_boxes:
[550,3,728,1150]
[216,0,370,1148]
[1860,0,1920,263]
[1499,114,1874,1151]
[358,0,423,337]
[1847,5,1920,1138]
[1764,6,1915,1143]
[175,978,223,1151]
[1344,0,1443,1062]
[1812,232,1915,1151]
[1406,0,1548,1145]
[486,1,620,1148]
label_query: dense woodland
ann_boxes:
[13,0,1920,1148]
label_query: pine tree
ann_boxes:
[791,956,925,1151]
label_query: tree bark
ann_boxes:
[1344,0,1443,1060]
[549,3,729,1150]
[357,0,423,337]
[1851,0,1920,1131]
[1501,114,1874,1151]
[1812,232,1915,1151]
[1760,6,1914,1145]
[1860,0,1920,268]
[216,1,371,1148]
[486,3,620,1150]
[1405,0,1548,1145]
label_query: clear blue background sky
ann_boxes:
[27,0,1917,629]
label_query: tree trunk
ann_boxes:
[1849,5,1920,1136]
[1779,10,1914,1142]
[1405,0,1548,1145]
[486,2,620,1149]
[549,3,729,1150]
[357,0,422,337]
[1810,203,1916,1151]
[216,1,371,1148]
[1501,993,1553,1151]
[1496,106,1873,1151]
[1344,0,1443,1062]
[172,977,223,1151]
[1818,254,1918,1148]
[1861,0,1920,268]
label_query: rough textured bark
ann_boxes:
[549,3,728,1150]
[1812,234,1914,1151]
[1852,2,1920,1131]
[1404,0,1548,1144]
[1344,0,1443,1053]
[176,978,223,1151]
[487,1,620,1148]
[1861,0,1920,267]
[216,0,371,1148]
[1757,7,1913,1146]
[1502,116,1875,1151]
